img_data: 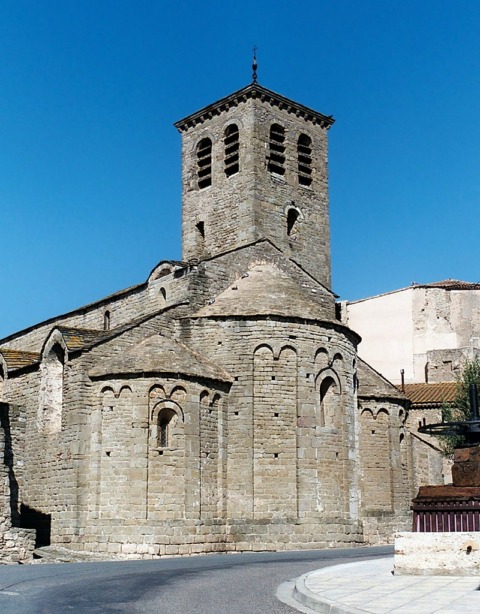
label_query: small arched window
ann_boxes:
[103,310,111,331]
[158,407,176,447]
[197,137,212,189]
[224,124,239,176]
[319,376,339,428]
[297,134,312,186]
[39,343,65,434]
[287,208,299,236]
[267,124,286,175]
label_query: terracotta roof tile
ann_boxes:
[401,382,457,406]
[415,280,480,290]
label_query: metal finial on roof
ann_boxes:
[252,46,258,83]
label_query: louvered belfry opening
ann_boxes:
[197,137,212,188]
[297,134,313,186]
[224,124,239,177]
[267,123,286,175]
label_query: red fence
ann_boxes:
[412,486,480,532]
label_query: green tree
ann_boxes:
[440,357,480,456]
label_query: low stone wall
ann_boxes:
[394,531,480,575]
[363,513,411,545]
[52,517,364,560]
[0,526,36,564]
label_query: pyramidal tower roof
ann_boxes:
[174,83,335,132]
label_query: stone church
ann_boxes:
[0,80,417,562]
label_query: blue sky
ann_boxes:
[1,1,480,339]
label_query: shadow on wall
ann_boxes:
[1,403,51,547]
[20,504,51,548]
[0,403,20,526]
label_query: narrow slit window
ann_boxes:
[298,134,313,186]
[196,221,205,238]
[0,364,5,399]
[160,420,168,447]
[287,208,299,236]
[158,408,176,448]
[197,137,212,189]
[103,310,111,331]
[224,124,239,176]
[267,124,286,175]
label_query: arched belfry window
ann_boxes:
[158,407,177,448]
[267,124,286,175]
[224,124,239,176]
[298,134,313,186]
[197,137,212,189]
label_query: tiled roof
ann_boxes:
[414,280,480,290]
[401,382,457,407]
[55,327,112,352]
[0,349,40,370]
[194,263,328,320]
[0,283,148,346]
[89,334,233,383]
[357,357,406,400]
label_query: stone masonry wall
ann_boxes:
[181,315,364,544]
[197,241,336,319]
[357,398,412,544]
[0,268,191,353]
[406,407,446,491]
[180,97,332,288]
[0,404,35,563]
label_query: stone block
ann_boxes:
[394,531,480,575]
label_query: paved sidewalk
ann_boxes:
[289,557,480,613]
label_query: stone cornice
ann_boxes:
[174,83,335,132]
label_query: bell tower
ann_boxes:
[174,82,335,289]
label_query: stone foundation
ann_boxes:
[363,513,411,545]
[51,517,364,560]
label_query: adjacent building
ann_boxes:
[341,280,480,385]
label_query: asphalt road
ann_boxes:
[0,545,392,613]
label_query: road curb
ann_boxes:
[292,570,365,613]
[289,560,391,614]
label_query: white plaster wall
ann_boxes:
[346,289,413,384]
[347,287,480,385]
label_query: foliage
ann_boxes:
[439,357,480,457]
